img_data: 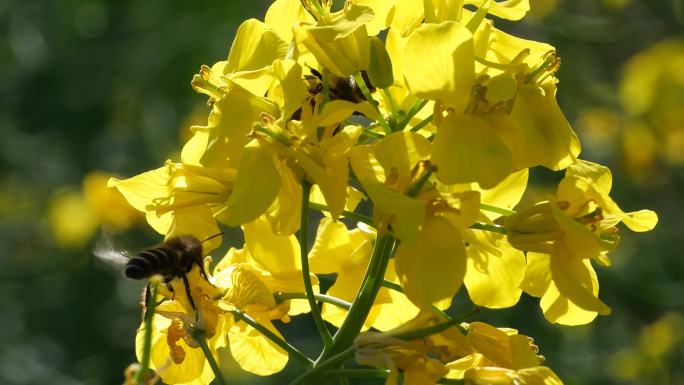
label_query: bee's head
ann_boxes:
[167,236,203,268]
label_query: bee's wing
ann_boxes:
[92,231,130,270]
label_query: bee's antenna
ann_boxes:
[201,232,224,244]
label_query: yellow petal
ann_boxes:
[403,21,474,110]
[565,159,613,194]
[467,322,542,369]
[510,82,581,171]
[313,100,379,128]
[181,126,210,165]
[243,216,301,278]
[364,260,421,331]
[464,231,525,309]
[464,0,530,21]
[479,169,528,221]
[108,166,170,213]
[517,366,564,385]
[229,318,288,375]
[375,131,431,181]
[551,203,603,260]
[200,83,279,169]
[272,59,309,120]
[445,353,484,379]
[309,218,355,273]
[349,143,386,184]
[522,252,603,325]
[215,141,280,226]
[395,216,466,310]
[294,5,374,77]
[620,209,658,232]
[355,0,396,35]
[365,181,426,242]
[433,113,513,189]
[291,148,348,220]
[549,244,611,316]
[520,252,552,298]
[225,19,288,74]
[540,281,599,326]
[390,0,424,37]
[264,0,313,43]
[264,159,302,235]
[137,312,218,385]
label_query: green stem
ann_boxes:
[405,163,437,198]
[469,222,507,235]
[290,346,355,385]
[274,292,352,310]
[321,235,395,359]
[134,283,158,385]
[397,98,428,131]
[480,203,516,216]
[409,113,434,132]
[253,124,292,147]
[353,72,392,135]
[308,202,374,227]
[193,329,226,385]
[231,310,314,368]
[300,181,333,347]
[381,88,398,124]
[362,126,385,140]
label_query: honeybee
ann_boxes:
[290,68,375,120]
[94,233,223,311]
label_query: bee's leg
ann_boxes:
[193,259,210,281]
[165,281,175,301]
[181,274,197,311]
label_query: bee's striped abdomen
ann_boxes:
[125,247,177,280]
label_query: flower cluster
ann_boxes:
[109,1,657,384]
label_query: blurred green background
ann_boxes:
[0,0,682,384]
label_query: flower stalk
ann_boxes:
[300,181,334,347]
[134,283,158,385]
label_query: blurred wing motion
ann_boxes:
[92,230,130,270]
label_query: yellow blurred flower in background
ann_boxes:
[49,171,141,248]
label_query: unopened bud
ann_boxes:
[367,36,394,88]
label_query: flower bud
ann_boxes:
[367,36,394,88]
[294,4,373,77]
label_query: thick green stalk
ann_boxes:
[290,346,355,385]
[230,310,314,367]
[321,235,395,359]
[300,181,333,347]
